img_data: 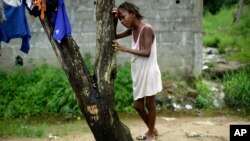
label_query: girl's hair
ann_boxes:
[118,1,144,20]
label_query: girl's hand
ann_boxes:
[112,8,118,19]
[112,40,128,52]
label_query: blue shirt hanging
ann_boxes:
[0,1,31,54]
[51,0,71,43]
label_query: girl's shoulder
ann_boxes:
[143,24,155,34]
[144,23,154,28]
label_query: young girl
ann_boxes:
[112,1,162,141]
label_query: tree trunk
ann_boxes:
[38,0,133,140]
[234,0,244,22]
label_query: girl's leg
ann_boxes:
[134,96,158,140]
[145,95,157,139]
[134,98,148,126]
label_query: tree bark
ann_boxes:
[38,0,133,140]
[234,0,244,22]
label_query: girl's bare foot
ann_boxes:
[145,134,155,141]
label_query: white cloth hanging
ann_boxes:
[25,0,32,9]
[3,0,22,7]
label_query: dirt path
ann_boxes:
[1,115,249,141]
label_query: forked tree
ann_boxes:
[38,0,133,140]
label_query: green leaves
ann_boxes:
[0,64,79,119]
[114,62,134,113]
[224,65,250,113]
[0,59,135,119]
[194,80,214,109]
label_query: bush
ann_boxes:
[114,62,134,112]
[227,7,250,63]
[0,60,135,119]
[224,65,250,113]
[194,80,214,109]
[0,65,78,119]
[203,36,220,48]
[203,5,250,63]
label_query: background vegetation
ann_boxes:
[203,1,250,63]
[0,0,250,137]
[0,54,134,120]
[223,65,250,113]
[202,0,250,113]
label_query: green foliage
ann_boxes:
[203,8,234,33]
[203,36,220,48]
[224,0,239,7]
[228,7,250,63]
[0,53,98,119]
[0,54,135,119]
[0,116,91,138]
[194,80,214,109]
[203,5,250,62]
[223,65,250,113]
[0,120,44,137]
[83,53,94,74]
[207,61,216,68]
[114,62,134,112]
[46,86,80,117]
[204,0,224,15]
[203,0,250,15]
[0,64,80,119]
[203,7,234,49]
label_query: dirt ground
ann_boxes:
[1,114,249,141]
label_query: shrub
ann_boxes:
[224,65,250,113]
[203,36,221,48]
[0,64,79,119]
[114,62,134,112]
[0,57,135,119]
[194,80,214,109]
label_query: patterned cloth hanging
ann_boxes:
[32,0,46,20]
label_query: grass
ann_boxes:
[203,6,250,63]
[194,80,214,109]
[223,65,250,113]
[0,120,44,138]
[203,7,235,48]
[0,116,90,138]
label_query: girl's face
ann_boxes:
[118,8,135,28]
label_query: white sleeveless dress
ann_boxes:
[131,24,163,100]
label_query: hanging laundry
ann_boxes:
[0,0,6,23]
[26,3,41,17]
[50,0,71,43]
[26,0,49,19]
[3,0,22,7]
[46,0,57,12]
[0,1,31,54]
[32,0,46,20]
[25,0,32,9]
